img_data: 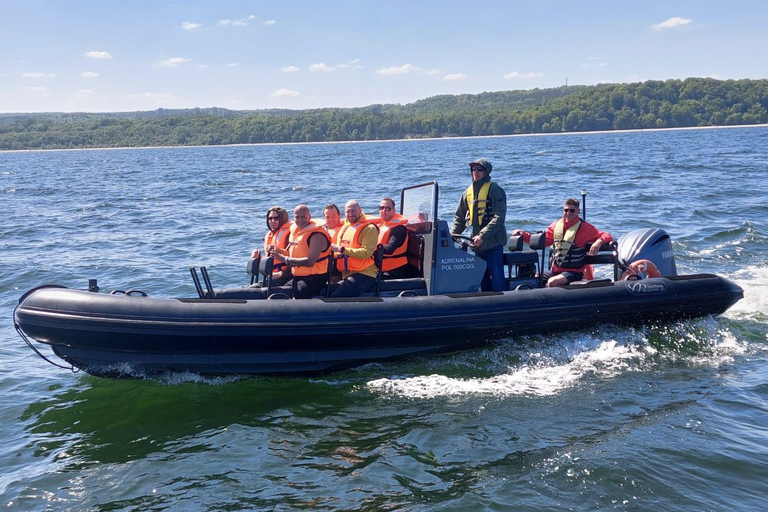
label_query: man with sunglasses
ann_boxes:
[451,158,508,292]
[512,198,613,287]
[376,197,410,279]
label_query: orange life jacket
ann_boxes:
[377,213,409,271]
[336,218,379,273]
[264,223,292,273]
[325,224,342,244]
[288,223,332,277]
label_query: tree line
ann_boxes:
[1,78,766,151]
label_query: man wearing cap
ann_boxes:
[450,158,508,292]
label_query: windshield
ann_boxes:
[401,182,438,224]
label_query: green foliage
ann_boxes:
[1,78,767,150]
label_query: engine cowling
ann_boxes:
[616,228,677,277]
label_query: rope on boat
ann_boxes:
[13,303,80,373]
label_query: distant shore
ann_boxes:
[2,123,767,154]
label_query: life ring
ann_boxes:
[621,259,661,280]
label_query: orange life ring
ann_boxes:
[621,259,661,280]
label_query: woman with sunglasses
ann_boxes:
[512,198,613,288]
[251,206,292,285]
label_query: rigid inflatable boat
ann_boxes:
[14,182,743,377]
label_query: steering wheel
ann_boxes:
[451,234,476,251]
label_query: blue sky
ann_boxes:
[2,1,766,113]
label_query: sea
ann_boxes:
[1,126,767,511]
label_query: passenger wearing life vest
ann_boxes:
[322,203,343,243]
[328,199,380,297]
[376,197,409,279]
[450,158,508,292]
[251,206,292,285]
[270,205,332,299]
[512,198,613,288]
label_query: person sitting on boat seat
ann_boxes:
[451,158,508,292]
[323,203,343,243]
[251,206,292,286]
[512,198,613,287]
[328,199,379,297]
[270,205,333,299]
[376,197,410,279]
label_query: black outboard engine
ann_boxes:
[616,228,677,277]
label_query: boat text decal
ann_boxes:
[626,281,667,295]
[440,256,476,272]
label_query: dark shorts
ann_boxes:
[542,269,583,284]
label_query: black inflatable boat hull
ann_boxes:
[13,274,743,377]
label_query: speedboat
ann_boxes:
[13,182,743,377]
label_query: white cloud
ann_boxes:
[182,21,202,31]
[262,20,276,26]
[281,65,300,73]
[443,73,467,82]
[27,86,48,92]
[503,71,544,80]
[580,57,608,69]
[22,72,56,78]
[375,63,419,75]
[271,88,300,97]
[652,17,692,31]
[218,15,256,27]
[85,51,112,60]
[125,92,175,104]
[310,63,335,73]
[225,62,239,67]
[155,57,192,67]
[81,71,100,78]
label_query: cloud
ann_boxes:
[182,21,202,31]
[375,63,419,75]
[22,72,56,78]
[218,15,256,27]
[580,57,608,69]
[262,20,276,26]
[155,57,192,67]
[85,51,112,60]
[310,63,335,73]
[225,62,239,67]
[652,17,692,31]
[271,88,300,97]
[281,65,300,73]
[503,71,544,80]
[443,73,467,82]
[81,71,100,78]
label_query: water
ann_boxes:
[2,127,767,511]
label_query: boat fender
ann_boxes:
[621,259,661,280]
[267,292,290,300]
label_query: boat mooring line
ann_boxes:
[13,304,79,373]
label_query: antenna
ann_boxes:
[581,190,587,219]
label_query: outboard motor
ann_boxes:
[616,228,677,277]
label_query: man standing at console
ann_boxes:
[451,158,508,292]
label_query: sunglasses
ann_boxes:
[267,216,280,220]
[563,208,577,213]
[470,166,486,172]
[379,206,392,211]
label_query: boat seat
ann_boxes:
[404,231,425,276]
[377,278,428,293]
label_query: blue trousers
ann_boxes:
[478,245,505,292]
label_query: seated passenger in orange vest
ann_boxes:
[323,203,342,243]
[269,205,332,299]
[512,198,613,288]
[328,200,379,297]
[376,197,409,279]
[250,206,292,286]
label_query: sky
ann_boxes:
[1,0,767,113]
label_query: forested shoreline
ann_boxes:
[1,77,766,151]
